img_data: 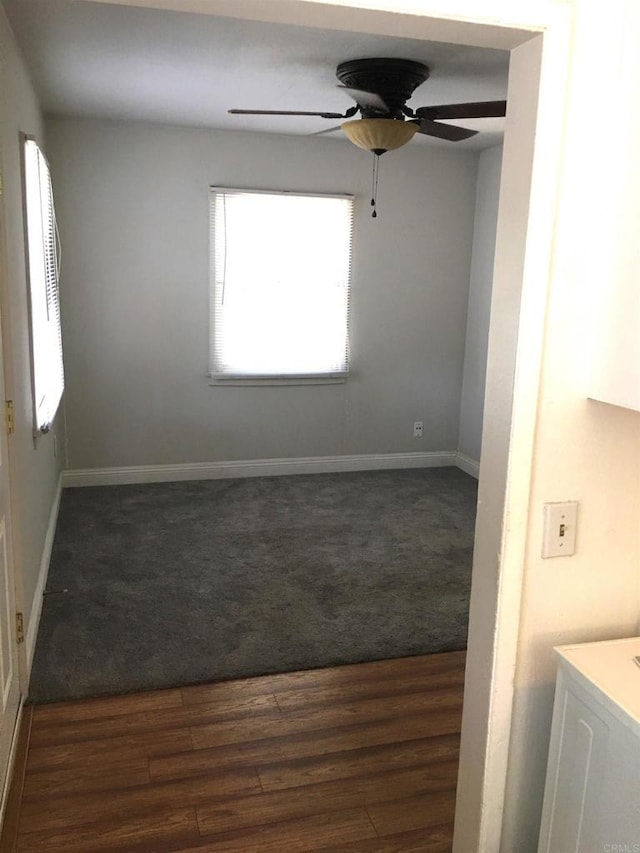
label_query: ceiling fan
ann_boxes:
[229,57,507,153]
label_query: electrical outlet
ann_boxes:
[413,421,424,438]
[542,501,578,558]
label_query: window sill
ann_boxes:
[208,374,347,387]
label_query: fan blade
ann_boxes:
[336,85,389,113]
[310,125,343,137]
[412,118,478,141]
[415,100,507,120]
[228,109,347,119]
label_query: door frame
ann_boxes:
[0,76,27,823]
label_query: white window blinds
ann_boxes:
[209,189,353,380]
[23,137,64,432]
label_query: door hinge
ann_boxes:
[16,612,24,645]
[5,400,14,434]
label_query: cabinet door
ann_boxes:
[597,722,640,846]
[538,686,609,853]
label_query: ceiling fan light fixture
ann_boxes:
[341,118,418,154]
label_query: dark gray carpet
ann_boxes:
[29,467,477,703]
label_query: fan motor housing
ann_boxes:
[336,58,430,118]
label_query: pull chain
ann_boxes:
[370,152,381,218]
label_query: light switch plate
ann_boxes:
[542,501,578,558]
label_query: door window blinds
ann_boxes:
[23,137,64,432]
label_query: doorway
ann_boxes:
[242,3,566,851]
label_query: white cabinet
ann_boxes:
[589,269,640,411]
[586,9,640,412]
[538,637,640,853]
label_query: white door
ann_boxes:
[0,143,22,799]
[0,368,19,796]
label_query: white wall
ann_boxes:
[458,144,502,463]
[454,34,546,853]
[46,117,478,470]
[0,7,62,664]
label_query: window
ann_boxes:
[209,189,353,381]
[22,137,64,432]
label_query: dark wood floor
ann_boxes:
[3,650,465,852]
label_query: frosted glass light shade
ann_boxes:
[341,118,418,153]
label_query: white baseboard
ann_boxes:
[456,452,480,479]
[25,472,63,674]
[63,451,460,488]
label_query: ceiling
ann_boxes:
[2,0,510,150]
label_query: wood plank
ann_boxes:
[31,687,183,726]
[257,734,460,791]
[367,790,457,836]
[273,668,464,712]
[22,755,150,798]
[182,651,465,708]
[29,693,279,748]
[196,762,458,836]
[149,737,261,782]
[16,807,200,853]
[174,809,378,852]
[263,651,466,693]
[26,727,193,772]
[152,709,460,783]
[181,677,282,707]
[191,689,462,750]
[18,769,262,834]
[314,823,454,852]
[270,653,465,700]
[0,706,32,853]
